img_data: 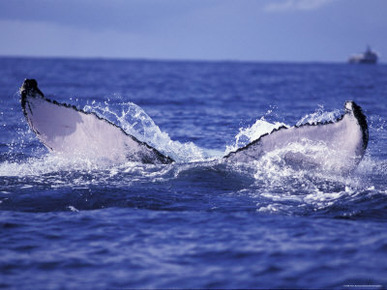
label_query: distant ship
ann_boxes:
[348,46,378,64]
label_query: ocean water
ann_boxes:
[0,57,386,289]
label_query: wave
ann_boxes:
[0,153,385,218]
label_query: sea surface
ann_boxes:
[0,57,386,289]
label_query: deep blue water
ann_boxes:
[0,57,386,289]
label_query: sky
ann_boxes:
[0,0,386,62]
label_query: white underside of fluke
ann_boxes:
[23,95,172,164]
[224,102,367,172]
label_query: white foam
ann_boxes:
[67,205,80,212]
[296,105,342,126]
[0,154,100,177]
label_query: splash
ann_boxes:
[246,151,382,216]
[83,100,218,162]
[296,104,343,126]
[220,103,380,215]
[225,117,287,155]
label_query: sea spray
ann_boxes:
[83,99,218,162]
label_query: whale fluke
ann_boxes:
[20,79,174,164]
[224,101,368,172]
[20,79,368,171]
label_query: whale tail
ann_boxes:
[20,79,174,164]
[20,79,368,171]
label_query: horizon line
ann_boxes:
[1,54,381,65]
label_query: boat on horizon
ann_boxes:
[348,46,378,64]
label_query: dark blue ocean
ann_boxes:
[0,57,386,289]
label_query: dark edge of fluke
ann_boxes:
[348,101,369,151]
[20,79,174,164]
[224,100,368,160]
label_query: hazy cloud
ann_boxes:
[264,0,336,12]
[0,0,213,32]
